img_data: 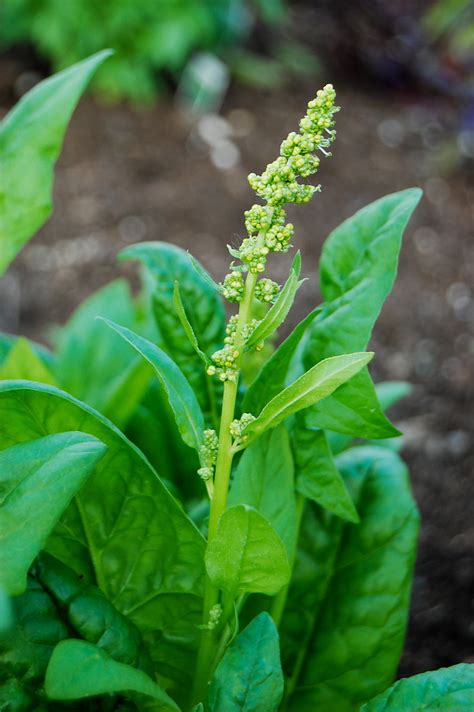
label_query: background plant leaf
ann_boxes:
[282,446,419,711]
[360,663,474,711]
[0,337,57,385]
[302,189,422,438]
[0,50,112,275]
[205,613,284,712]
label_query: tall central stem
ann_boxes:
[190,265,259,708]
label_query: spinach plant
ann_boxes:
[1,52,473,711]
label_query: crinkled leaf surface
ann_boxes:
[360,664,474,711]
[229,425,297,559]
[103,320,205,452]
[45,639,178,709]
[245,352,373,441]
[0,380,205,686]
[205,505,290,597]
[53,279,151,426]
[303,189,422,438]
[206,613,284,712]
[283,446,419,711]
[0,431,107,595]
[292,415,358,523]
[120,242,224,416]
[0,337,57,385]
[0,50,112,275]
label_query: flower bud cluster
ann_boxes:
[207,604,222,630]
[230,412,256,445]
[207,316,239,382]
[255,278,280,303]
[221,271,244,302]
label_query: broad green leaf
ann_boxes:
[0,337,56,385]
[0,380,205,687]
[292,415,359,523]
[173,281,209,365]
[205,505,290,597]
[0,571,70,709]
[53,279,151,426]
[303,189,422,438]
[229,425,297,559]
[0,331,54,369]
[0,432,107,596]
[245,352,373,442]
[242,307,321,414]
[103,319,205,452]
[0,50,112,275]
[283,446,419,711]
[36,552,152,669]
[45,639,178,709]
[360,663,474,711]
[120,242,225,416]
[246,253,303,349]
[206,613,284,712]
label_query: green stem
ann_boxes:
[190,265,259,708]
[270,492,305,628]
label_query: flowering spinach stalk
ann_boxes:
[3,53,474,712]
[192,84,340,701]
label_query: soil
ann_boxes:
[1,51,473,679]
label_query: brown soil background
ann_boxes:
[1,50,473,678]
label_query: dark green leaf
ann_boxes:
[303,189,422,438]
[0,380,205,687]
[102,320,205,452]
[245,352,373,442]
[173,281,209,365]
[205,505,290,597]
[292,416,359,523]
[0,50,112,275]
[242,307,321,415]
[45,639,178,709]
[206,613,284,712]
[0,432,107,595]
[53,279,150,425]
[360,664,474,711]
[283,446,419,711]
[246,255,302,350]
[119,242,224,416]
[229,425,297,559]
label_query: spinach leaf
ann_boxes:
[205,505,290,598]
[0,432,107,595]
[283,446,419,711]
[53,279,151,426]
[242,307,321,415]
[0,50,112,275]
[206,613,284,712]
[246,253,302,349]
[292,415,359,523]
[0,380,205,687]
[45,640,178,710]
[103,320,205,453]
[360,664,474,711]
[303,189,422,438]
[0,337,57,385]
[245,352,373,442]
[0,332,55,369]
[229,425,297,559]
[120,242,224,417]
